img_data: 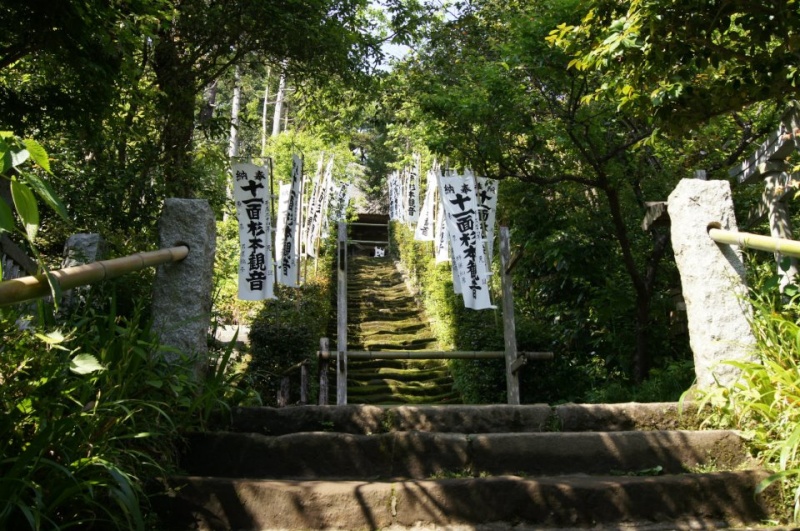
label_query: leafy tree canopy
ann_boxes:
[546,0,800,128]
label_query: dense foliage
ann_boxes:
[247,250,334,406]
[0,293,256,529]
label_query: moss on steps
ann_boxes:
[346,256,461,405]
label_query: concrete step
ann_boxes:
[180,429,750,479]
[157,471,773,530]
[228,403,703,436]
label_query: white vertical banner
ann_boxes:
[302,154,325,256]
[477,177,499,266]
[331,178,352,222]
[276,155,303,287]
[414,170,437,241]
[434,175,450,263]
[311,156,334,252]
[406,155,421,225]
[439,175,493,310]
[388,171,398,221]
[232,162,275,300]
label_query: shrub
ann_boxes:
[0,291,255,530]
[247,252,334,405]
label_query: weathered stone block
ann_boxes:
[667,179,757,388]
[151,199,216,374]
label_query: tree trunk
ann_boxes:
[261,68,271,156]
[153,30,198,198]
[199,79,218,126]
[272,69,286,137]
[229,65,241,159]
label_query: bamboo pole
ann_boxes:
[336,222,348,405]
[318,350,553,361]
[708,226,800,258]
[0,246,189,306]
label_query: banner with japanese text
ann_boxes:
[406,156,421,225]
[275,155,302,287]
[302,154,325,257]
[477,176,499,265]
[439,175,492,310]
[233,162,275,300]
[305,156,333,258]
[414,170,437,241]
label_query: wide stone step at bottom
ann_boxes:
[180,430,751,479]
[157,471,772,531]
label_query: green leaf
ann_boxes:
[0,197,13,234]
[69,353,106,375]
[0,137,12,174]
[35,330,66,344]
[22,172,68,220]
[22,139,51,173]
[10,179,39,241]
[10,148,29,169]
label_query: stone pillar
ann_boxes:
[151,199,216,374]
[667,179,757,388]
[60,233,105,312]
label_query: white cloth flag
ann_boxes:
[276,155,302,287]
[306,156,333,257]
[302,154,325,256]
[406,157,421,225]
[388,172,399,221]
[414,170,437,241]
[232,162,275,300]
[434,180,449,263]
[439,175,493,310]
[477,177,499,266]
[318,156,335,241]
[331,178,352,223]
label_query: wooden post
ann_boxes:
[499,226,521,405]
[319,337,329,405]
[300,361,309,405]
[765,169,799,291]
[337,222,348,405]
[278,376,290,407]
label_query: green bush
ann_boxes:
[248,252,334,405]
[0,292,254,530]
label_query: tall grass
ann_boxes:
[0,292,257,529]
[690,287,800,522]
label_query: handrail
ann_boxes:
[318,349,554,361]
[0,245,189,306]
[708,226,800,258]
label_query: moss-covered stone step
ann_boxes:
[348,366,452,381]
[346,391,462,405]
[347,373,453,390]
[353,308,422,321]
[349,323,428,337]
[348,358,446,370]
[360,338,438,350]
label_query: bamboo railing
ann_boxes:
[708,226,800,258]
[0,246,189,306]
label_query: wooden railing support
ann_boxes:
[319,337,330,405]
[336,222,348,405]
[500,226,521,405]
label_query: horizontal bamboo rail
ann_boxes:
[0,245,189,306]
[318,350,554,361]
[708,227,800,258]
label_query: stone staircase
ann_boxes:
[156,402,777,529]
[344,255,460,405]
